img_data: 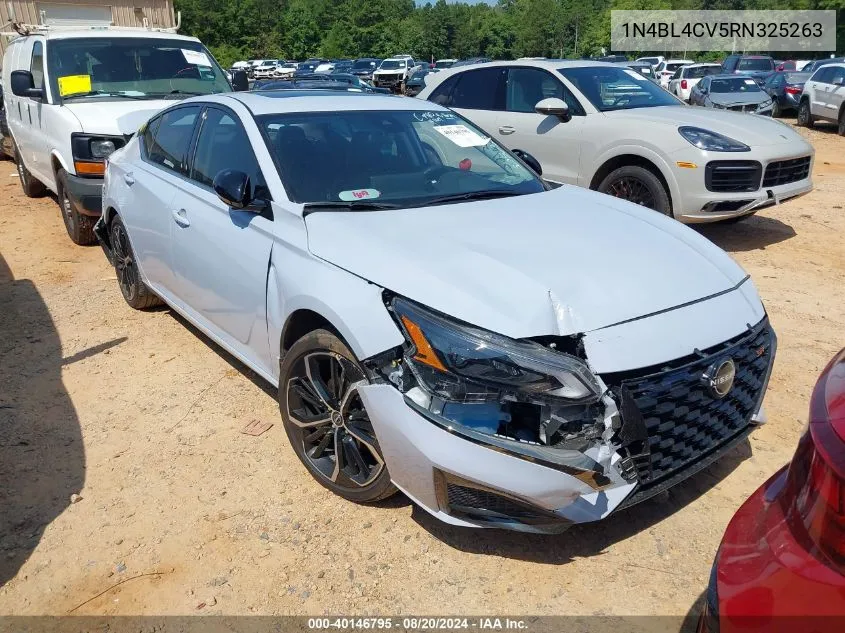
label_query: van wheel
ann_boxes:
[14,146,45,198]
[56,169,96,245]
[279,329,397,504]
[597,165,671,216]
[110,214,162,310]
[797,100,814,128]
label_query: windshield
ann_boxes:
[558,66,680,112]
[710,77,762,93]
[738,58,774,71]
[436,60,455,68]
[686,65,721,79]
[258,109,543,206]
[665,62,689,72]
[379,60,405,70]
[638,58,659,65]
[46,37,230,100]
[784,72,810,84]
[352,60,378,70]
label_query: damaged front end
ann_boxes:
[364,295,644,532]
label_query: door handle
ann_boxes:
[499,125,516,135]
[171,208,190,227]
[123,172,135,186]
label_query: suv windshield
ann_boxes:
[258,109,543,207]
[379,60,406,70]
[352,60,378,70]
[46,37,231,100]
[558,66,680,112]
[711,77,762,93]
[738,58,774,71]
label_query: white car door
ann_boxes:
[824,66,845,120]
[168,105,275,371]
[808,67,832,117]
[497,66,586,185]
[126,105,203,296]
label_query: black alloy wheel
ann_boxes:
[797,100,814,128]
[110,215,162,310]
[279,330,396,503]
[597,165,671,215]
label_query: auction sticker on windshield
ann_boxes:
[182,49,212,67]
[58,74,92,96]
[434,125,489,148]
[339,188,381,201]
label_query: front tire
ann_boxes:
[771,98,781,118]
[797,100,814,128]
[14,145,45,198]
[56,169,96,245]
[838,110,845,136]
[279,329,396,504]
[110,215,162,310]
[597,165,671,216]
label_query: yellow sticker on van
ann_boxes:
[58,75,92,96]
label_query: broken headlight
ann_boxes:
[386,297,609,468]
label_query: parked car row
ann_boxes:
[3,25,842,626]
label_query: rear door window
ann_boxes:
[449,67,505,111]
[145,106,201,176]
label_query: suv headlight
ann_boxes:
[678,126,750,152]
[381,298,611,478]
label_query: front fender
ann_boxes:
[589,144,680,213]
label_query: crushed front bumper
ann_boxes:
[361,318,775,533]
[65,174,103,216]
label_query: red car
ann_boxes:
[699,348,845,632]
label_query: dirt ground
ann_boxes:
[0,121,843,624]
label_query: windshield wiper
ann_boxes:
[423,189,522,206]
[302,201,401,216]
[62,90,149,100]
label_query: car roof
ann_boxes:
[708,74,757,80]
[686,62,720,67]
[18,28,199,42]
[203,91,445,115]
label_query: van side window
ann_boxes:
[30,41,45,90]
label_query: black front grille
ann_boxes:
[763,156,811,187]
[446,483,543,520]
[607,320,775,488]
[727,104,758,113]
[705,161,762,192]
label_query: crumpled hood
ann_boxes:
[305,186,751,339]
[64,100,173,135]
[602,106,805,147]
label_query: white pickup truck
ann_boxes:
[2,24,244,244]
[372,56,422,93]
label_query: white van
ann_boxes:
[2,25,243,244]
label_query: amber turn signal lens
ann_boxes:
[74,160,105,176]
[400,315,448,372]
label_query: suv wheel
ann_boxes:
[14,145,45,198]
[597,165,671,216]
[110,215,163,309]
[279,329,397,504]
[56,169,96,245]
[798,100,814,128]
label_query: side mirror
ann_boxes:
[534,97,571,122]
[231,70,249,92]
[213,169,253,209]
[11,70,43,99]
[512,149,542,176]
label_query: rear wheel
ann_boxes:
[279,329,396,504]
[771,98,781,118]
[597,165,671,216]
[797,100,814,128]
[110,215,162,310]
[838,109,845,136]
[14,145,45,198]
[56,168,96,245]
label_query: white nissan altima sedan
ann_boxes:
[96,90,776,533]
